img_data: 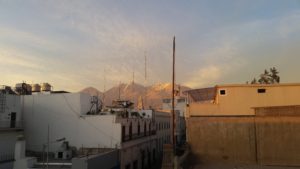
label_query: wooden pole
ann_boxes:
[172,36,176,153]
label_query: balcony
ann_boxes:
[0,121,23,131]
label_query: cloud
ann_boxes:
[1,1,300,91]
[184,65,221,88]
[0,50,42,70]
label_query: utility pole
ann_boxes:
[172,36,176,153]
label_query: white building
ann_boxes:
[0,86,23,169]
[23,93,121,152]
[22,92,171,169]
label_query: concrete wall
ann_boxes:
[255,106,300,166]
[23,93,121,152]
[72,150,119,169]
[187,106,300,166]
[187,117,256,164]
[188,84,300,117]
[0,131,23,166]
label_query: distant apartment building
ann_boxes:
[155,110,172,152]
[186,83,300,167]
[162,96,186,145]
[0,86,23,169]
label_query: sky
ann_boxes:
[1,0,300,92]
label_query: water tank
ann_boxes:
[26,84,32,93]
[31,84,41,92]
[15,83,32,95]
[41,83,51,91]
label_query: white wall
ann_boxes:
[23,93,121,152]
[162,98,186,117]
[0,131,23,163]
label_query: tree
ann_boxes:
[269,67,280,83]
[251,78,257,84]
[249,67,280,84]
[258,69,271,84]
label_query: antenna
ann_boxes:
[144,51,147,108]
[103,68,106,107]
[118,81,121,100]
[132,71,135,106]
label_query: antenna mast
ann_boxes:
[132,71,135,106]
[118,81,121,100]
[144,51,147,108]
[103,69,106,107]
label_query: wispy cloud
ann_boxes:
[1,1,300,91]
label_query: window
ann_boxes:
[125,164,131,169]
[149,123,152,135]
[144,123,147,136]
[257,88,266,93]
[58,152,63,159]
[129,122,132,140]
[122,126,126,142]
[162,99,171,103]
[177,98,185,103]
[138,122,140,136]
[133,160,138,169]
[219,89,226,95]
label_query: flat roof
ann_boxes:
[216,83,300,88]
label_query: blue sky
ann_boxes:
[1,0,300,91]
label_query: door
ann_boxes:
[10,112,16,128]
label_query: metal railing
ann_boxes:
[0,153,14,163]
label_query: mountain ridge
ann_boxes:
[79,82,191,109]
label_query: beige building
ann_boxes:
[186,83,300,167]
[187,83,300,117]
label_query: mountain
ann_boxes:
[79,83,191,109]
[80,87,103,97]
[145,83,191,109]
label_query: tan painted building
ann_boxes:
[185,83,300,167]
[187,83,300,117]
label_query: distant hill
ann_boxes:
[79,83,191,109]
